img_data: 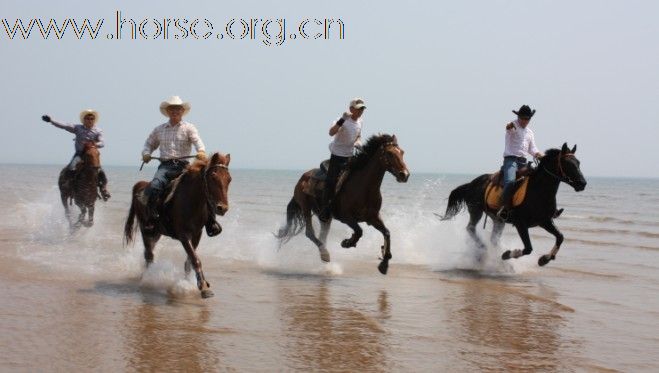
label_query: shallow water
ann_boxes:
[1,165,658,371]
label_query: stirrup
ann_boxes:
[496,207,510,221]
[206,219,222,237]
[100,188,111,201]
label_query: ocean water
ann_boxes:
[0,164,657,371]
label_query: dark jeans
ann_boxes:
[323,154,350,206]
[501,156,527,207]
[144,160,189,198]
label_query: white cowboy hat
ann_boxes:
[79,109,99,124]
[159,96,191,117]
[350,98,366,110]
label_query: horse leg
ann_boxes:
[502,224,532,260]
[318,218,331,245]
[490,220,505,246]
[185,233,203,278]
[180,237,213,298]
[340,220,363,249]
[466,206,486,250]
[303,209,329,262]
[369,216,391,275]
[60,193,70,220]
[141,231,160,267]
[76,205,86,227]
[86,204,95,227]
[537,220,564,267]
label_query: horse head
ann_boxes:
[541,143,587,192]
[380,135,410,183]
[203,152,232,216]
[82,143,100,168]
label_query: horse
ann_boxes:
[276,134,410,274]
[58,144,101,228]
[440,143,587,266]
[124,153,232,299]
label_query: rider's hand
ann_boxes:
[196,151,207,161]
[506,122,515,131]
[42,115,51,123]
[142,154,151,163]
[342,112,351,120]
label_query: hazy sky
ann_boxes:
[2,1,658,177]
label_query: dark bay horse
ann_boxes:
[59,144,101,228]
[276,134,410,274]
[124,153,231,298]
[441,143,586,266]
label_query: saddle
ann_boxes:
[302,160,349,198]
[484,167,532,210]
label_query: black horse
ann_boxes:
[441,143,587,266]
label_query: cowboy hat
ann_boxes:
[159,96,191,117]
[79,109,99,124]
[350,98,366,110]
[512,105,535,119]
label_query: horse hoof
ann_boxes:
[201,289,214,299]
[319,247,330,262]
[538,255,552,267]
[341,239,355,248]
[378,261,389,275]
[501,250,511,260]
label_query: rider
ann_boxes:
[318,98,365,221]
[41,110,111,201]
[139,95,221,236]
[497,104,544,220]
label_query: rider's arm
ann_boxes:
[329,113,350,136]
[94,129,105,148]
[188,125,206,153]
[142,128,159,156]
[528,131,543,159]
[49,119,76,134]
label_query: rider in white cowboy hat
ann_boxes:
[318,97,366,221]
[139,95,221,236]
[41,109,111,201]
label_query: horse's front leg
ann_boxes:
[302,209,329,262]
[369,216,391,275]
[490,220,505,247]
[502,224,533,260]
[85,204,95,227]
[75,205,87,227]
[340,220,363,249]
[537,220,564,266]
[180,236,213,298]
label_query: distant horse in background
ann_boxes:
[59,144,101,228]
[441,143,586,266]
[276,134,410,274]
[124,153,232,299]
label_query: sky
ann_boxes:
[1,0,658,178]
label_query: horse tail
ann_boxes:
[124,196,138,246]
[275,197,305,244]
[440,174,489,220]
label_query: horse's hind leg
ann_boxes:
[180,236,213,298]
[85,204,95,227]
[340,220,363,249]
[369,216,391,275]
[537,220,564,267]
[466,205,486,250]
[141,231,160,267]
[319,219,331,245]
[303,209,329,262]
[490,220,505,246]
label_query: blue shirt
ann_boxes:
[51,123,105,153]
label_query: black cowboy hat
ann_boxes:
[512,105,536,119]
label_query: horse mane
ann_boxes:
[346,133,396,171]
[163,159,208,204]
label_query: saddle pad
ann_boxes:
[485,177,529,210]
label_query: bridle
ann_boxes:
[202,162,229,216]
[379,142,403,174]
[542,152,576,184]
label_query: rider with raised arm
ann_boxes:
[139,95,221,236]
[42,110,111,201]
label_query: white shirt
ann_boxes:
[503,119,540,158]
[142,120,205,160]
[329,117,362,157]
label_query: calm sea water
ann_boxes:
[0,164,658,371]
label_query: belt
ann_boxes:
[504,155,527,162]
[161,159,189,166]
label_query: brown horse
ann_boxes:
[124,153,232,299]
[59,144,101,228]
[276,134,410,274]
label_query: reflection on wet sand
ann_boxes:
[447,275,580,371]
[119,290,224,371]
[277,278,389,372]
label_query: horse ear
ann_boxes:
[571,144,577,153]
[561,142,569,153]
[210,152,220,164]
[392,134,397,143]
[226,153,231,166]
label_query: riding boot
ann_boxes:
[496,200,513,221]
[97,169,111,201]
[205,215,222,237]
